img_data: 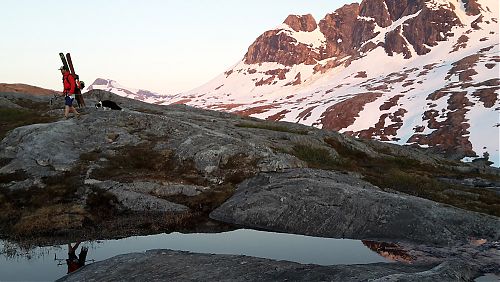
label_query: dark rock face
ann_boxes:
[244,30,321,66]
[403,7,461,56]
[462,0,482,15]
[385,26,413,59]
[319,4,361,58]
[359,0,392,27]
[57,250,478,282]
[321,92,383,131]
[283,14,317,32]
[211,169,500,245]
[384,0,425,21]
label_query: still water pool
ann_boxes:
[1,229,389,281]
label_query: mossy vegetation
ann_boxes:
[0,96,58,140]
[90,143,206,186]
[0,169,86,237]
[219,153,259,184]
[321,137,500,216]
[236,122,309,135]
[282,137,499,216]
[87,143,256,230]
[0,108,56,140]
[364,169,499,216]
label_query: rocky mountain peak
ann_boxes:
[283,14,317,32]
[243,0,487,68]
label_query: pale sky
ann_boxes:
[0,0,358,94]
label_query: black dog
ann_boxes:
[95,100,122,110]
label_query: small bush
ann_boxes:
[291,144,341,170]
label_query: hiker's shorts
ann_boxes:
[65,95,74,107]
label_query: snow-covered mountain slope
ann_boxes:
[87,78,170,104]
[168,0,500,166]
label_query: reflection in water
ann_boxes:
[362,240,414,263]
[1,229,391,281]
[1,239,57,260]
[65,242,89,274]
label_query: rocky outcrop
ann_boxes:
[57,250,479,282]
[463,0,482,15]
[89,181,192,212]
[211,168,500,245]
[283,14,317,32]
[244,30,321,66]
[319,4,362,58]
[359,0,392,27]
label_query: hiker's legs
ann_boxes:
[64,106,70,118]
[64,96,73,118]
[70,106,79,116]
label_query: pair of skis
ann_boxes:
[59,52,85,107]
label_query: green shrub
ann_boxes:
[292,144,341,169]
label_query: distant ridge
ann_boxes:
[86,78,170,104]
[0,83,59,96]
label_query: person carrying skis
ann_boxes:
[59,65,80,119]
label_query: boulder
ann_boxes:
[211,168,500,245]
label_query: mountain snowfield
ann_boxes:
[166,0,500,166]
[88,0,499,166]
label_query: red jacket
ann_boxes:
[63,72,76,95]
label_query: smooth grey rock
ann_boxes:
[0,116,140,179]
[211,168,500,245]
[91,181,189,213]
[150,183,209,197]
[56,250,477,282]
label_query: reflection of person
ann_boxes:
[59,66,80,119]
[66,242,88,274]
